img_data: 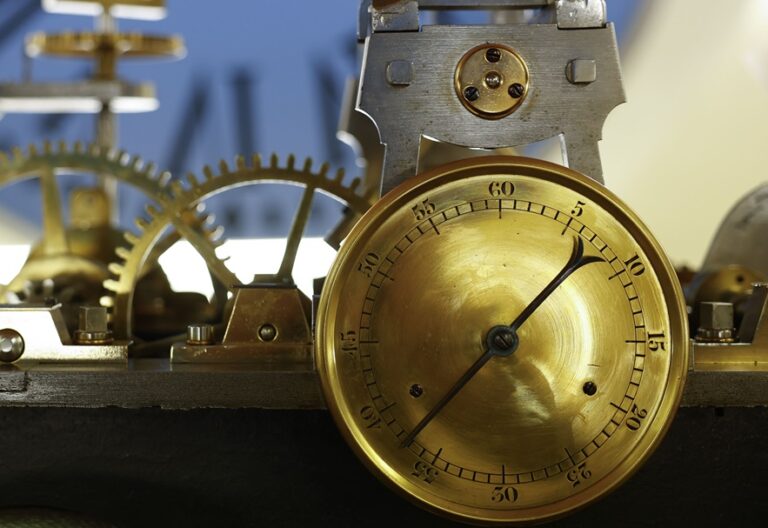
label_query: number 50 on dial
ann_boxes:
[316,157,688,524]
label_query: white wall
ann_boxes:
[601,0,768,268]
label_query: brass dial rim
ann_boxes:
[316,156,688,524]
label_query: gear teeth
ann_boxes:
[207,225,225,242]
[318,162,330,178]
[286,154,295,170]
[108,263,124,275]
[186,172,199,188]
[170,179,185,197]
[73,141,84,154]
[130,156,143,171]
[251,154,262,169]
[0,152,8,169]
[334,168,345,183]
[302,157,312,173]
[12,147,23,163]
[350,178,361,191]
[145,204,160,218]
[144,162,157,179]
[28,144,38,157]
[218,160,230,175]
[123,231,140,245]
[116,150,129,164]
[115,247,131,260]
[88,143,100,156]
[103,279,120,292]
[156,171,170,186]
[235,155,246,171]
[57,140,67,153]
[134,217,149,230]
[42,140,52,154]
[203,165,214,180]
[100,295,114,308]
[270,153,279,168]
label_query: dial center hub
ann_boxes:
[486,325,519,356]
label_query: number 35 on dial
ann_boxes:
[316,157,688,524]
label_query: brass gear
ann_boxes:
[103,153,375,341]
[0,141,171,317]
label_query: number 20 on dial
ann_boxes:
[316,157,688,524]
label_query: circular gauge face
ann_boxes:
[316,157,688,524]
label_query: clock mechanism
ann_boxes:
[0,0,765,526]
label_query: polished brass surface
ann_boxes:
[454,44,529,119]
[316,157,688,524]
[104,154,375,344]
[26,32,185,61]
[172,286,312,363]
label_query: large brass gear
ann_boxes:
[103,153,375,343]
[0,141,171,324]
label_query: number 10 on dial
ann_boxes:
[316,157,688,524]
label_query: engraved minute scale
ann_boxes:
[401,236,605,448]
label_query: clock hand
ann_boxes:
[401,236,604,448]
[509,236,605,331]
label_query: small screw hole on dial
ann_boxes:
[409,384,424,398]
[736,274,745,283]
[583,381,597,396]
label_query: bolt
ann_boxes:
[258,323,277,342]
[508,83,525,98]
[696,302,735,343]
[485,47,501,63]
[79,306,109,333]
[409,384,423,398]
[485,71,502,89]
[463,86,480,102]
[0,329,24,363]
[186,323,215,345]
[74,306,113,345]
[583,381,597,396]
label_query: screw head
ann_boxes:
[485,47,501,63]
[463,86,480,102]
[508,83,525,98]
[493,331,515,350]
[0,329,24,363]
[484,71,502,89]
[409,384,424,398]
[583,381,598,396]
[258,323,277,342]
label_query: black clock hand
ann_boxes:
[401,237,604,448]
[509,236,605,331]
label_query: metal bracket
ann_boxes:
[357,19,624,194]
[358,0,622,195]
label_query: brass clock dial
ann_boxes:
[316,157,688,524]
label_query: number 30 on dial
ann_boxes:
[316,157,688,524]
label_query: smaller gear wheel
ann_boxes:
[0,141,172,328]
[103,153,375,343]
